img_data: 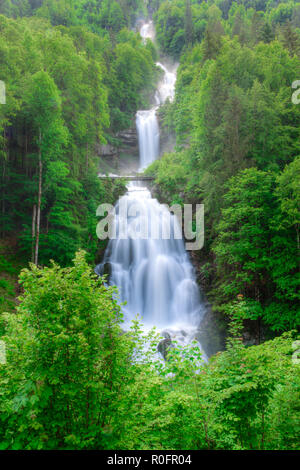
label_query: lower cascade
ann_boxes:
[97,184,205,329]
[96,184,207,357]
[96,21,207,358]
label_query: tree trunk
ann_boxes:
[1,127,8,238]
[25,132,28,177]
[34,129,42,265]
[1,157,6,238]
[31,204,37,263]
[86,141,89,173]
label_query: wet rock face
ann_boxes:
[97,143,118,158]
[196,304,226,357]
[117,128,138,148]
[96,127,138,159]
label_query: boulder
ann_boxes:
[157,332,173,360]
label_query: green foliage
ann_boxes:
[146,151,188,204]
[154,0,219,58]
[0,0,147,30]
[154,0,185,58]
[212,165,299,331]
[0,242,24,316]
[200,329,300,449]
[0,252,299,450]
[0,274,16,317]
[107,320,300,450]
[0,251,134,449]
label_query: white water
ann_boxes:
[155,62,177,104]
[98,184,204,330]
[96,22,206,359]
[136,109,160,169]
[140,21,155,43]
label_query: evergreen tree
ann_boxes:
[280,21,300,57]
[184,0,194,46]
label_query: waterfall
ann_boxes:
[140,21,155,43]
[136,22,177,170]
[136,109,160,170]
[96,21,207,358]
[156,62,177,104]
[98,184,204,329]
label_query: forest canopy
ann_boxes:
[0,1,157,266]
[148,0,300,333]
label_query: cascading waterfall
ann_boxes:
[98,184,205,330]
[136,109,160,169]
[96,21,207,358]
[155,62,177,104]
[136,21,177,170]
[140,21,155,43]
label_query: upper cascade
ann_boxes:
[155,62,177,105]
[136,21,177,170]
[140,20,155,43]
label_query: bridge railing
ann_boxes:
[98,174,154,181]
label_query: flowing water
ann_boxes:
[155,62,177,105]
[98,184,205,330]
[137,21,177,170]
[136,109,160,169]
[140,21,155,43]
[96,21,207,359]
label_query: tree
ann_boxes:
[202,24,223,61]
[184,0,194,46]
[154,1,185,58]
[25,71,68,265]
[280,21,300,57]
[35,0,77,26]
[276,156,300,250]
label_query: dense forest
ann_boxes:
[0,0,157,267]
[149,0,300,333]
[0,0,299,451]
